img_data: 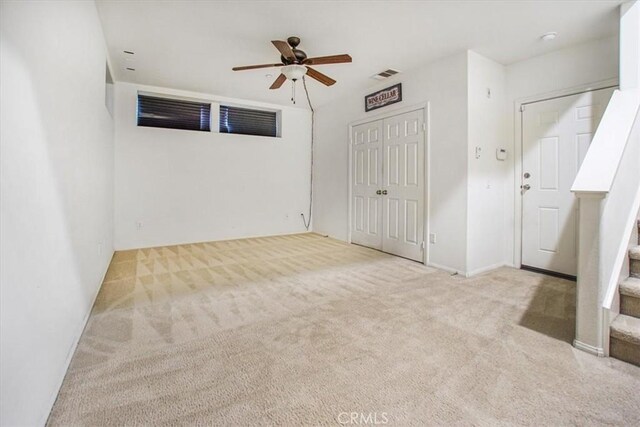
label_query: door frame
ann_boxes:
[347,101,430,265]
[513,78,618,268]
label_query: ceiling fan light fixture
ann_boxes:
[281,64,307,81]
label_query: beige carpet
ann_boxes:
[49,233,640,425]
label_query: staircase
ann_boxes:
[610,220,640,366]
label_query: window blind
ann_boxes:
[219,105,278,137]
[137,95,211,132]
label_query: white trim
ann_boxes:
[347,102,430,265]
[515,78,619,108]
[114,230,315,251]
[138,89,216,105]
[512,78,619,268]
[571,89,640,193]
[424,103,431,266]
[573,339,605,357]
[427,261,460,275]
[465,262,507,278]
[41,250,113,425]
[347,125,353,245]
[350,101,429,127]
[572,191,608,198]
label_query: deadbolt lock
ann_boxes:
[524,172,531,178]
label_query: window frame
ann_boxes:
[135,92,282,139]
[218,103,282,139]
[136,92,212,133]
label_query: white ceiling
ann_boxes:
[96,0,622,108]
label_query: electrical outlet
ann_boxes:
[429,233,437,244]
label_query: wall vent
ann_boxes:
[371,68,401,80]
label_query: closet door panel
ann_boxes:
[381,110,425,261]
[351,120,383,250]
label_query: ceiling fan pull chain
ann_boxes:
[291,80,296,104]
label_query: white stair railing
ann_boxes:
[571,89,640,356]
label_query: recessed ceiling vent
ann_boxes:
[371,68,401,80]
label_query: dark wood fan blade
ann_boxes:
[271,40,296,61]
[304,54,352,65]
[269,74,287,90]
[232,63,282,71]
[305,67,336,86]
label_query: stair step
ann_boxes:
[620,277,640,318]
[621,277,640,298]
[610,314,640,366]
[631,246,640,279]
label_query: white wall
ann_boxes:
[313,38,617,275]
[505,36,620,265]
[466,52,508,275]
[620,0,640,90]
[0,1,115,425]
[114,82,312,249]
[507,37,619,103]
[313,52,469,272]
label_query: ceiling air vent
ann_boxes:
[371,68,401,80]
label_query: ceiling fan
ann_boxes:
[232,36,352,90]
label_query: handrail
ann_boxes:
[571,88,640,356]
[572,89,640,194]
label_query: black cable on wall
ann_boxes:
[301,75,314,231]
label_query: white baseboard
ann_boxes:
[427,261,461,275]
[465,262,507,278]
[427,262,508,277]
[40,249,114,425]
[114,230,315,251]
[573,339,605,357]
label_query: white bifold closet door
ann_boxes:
[351,119,384,250]
[351,109,425,262]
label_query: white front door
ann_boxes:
[382,110,425,262]
[351,120,383,250]
[521,87,614,276]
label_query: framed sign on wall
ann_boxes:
[365,83,402,112]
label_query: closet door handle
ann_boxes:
[382,190,388,195]
[376,190,382,195]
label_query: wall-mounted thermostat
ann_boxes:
[496,148,507,161]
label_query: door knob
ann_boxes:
[521,184,531,190]
[382,189,388,195]
[376,190,382,195]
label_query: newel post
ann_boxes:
[573,192,607,356]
